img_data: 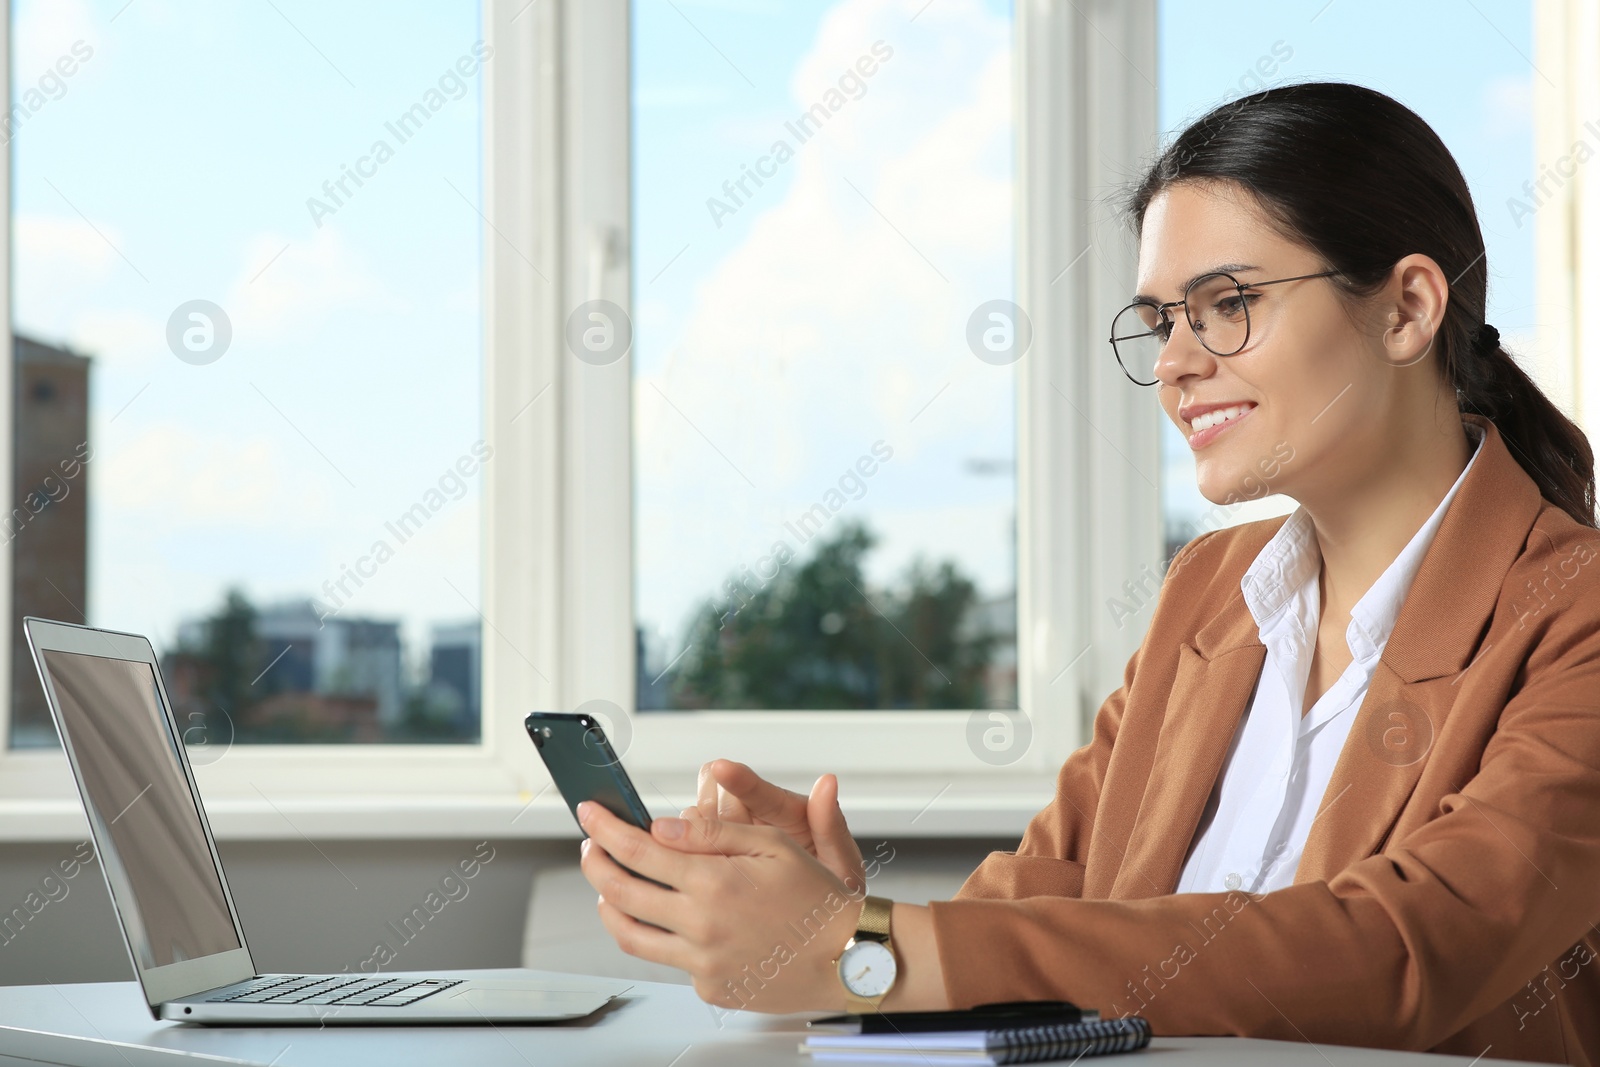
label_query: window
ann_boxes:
[8,0,488,748]
[629,0,1019,713]
[0,0,1174,826]
[0,0,1575,834]
[1155,0,1536,561]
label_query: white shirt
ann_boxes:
[1174,421,1485,895]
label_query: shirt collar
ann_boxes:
[1240,420,1486,658]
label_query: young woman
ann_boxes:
[578,81,1600,1063]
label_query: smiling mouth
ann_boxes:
[1188,402,1256,435]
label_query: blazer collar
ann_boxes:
[1191,413,1540,681]
[1112,414,1545,898]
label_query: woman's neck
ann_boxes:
[1299,415,1474,619]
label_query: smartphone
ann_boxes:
[527,711,668,892]
[525,711,653,834]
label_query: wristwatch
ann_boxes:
[834,895,897,1012]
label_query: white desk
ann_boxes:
[0,969,1526,1066]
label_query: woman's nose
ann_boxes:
[1152,313,1216,387]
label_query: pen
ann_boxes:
[807,1000,1099,1034]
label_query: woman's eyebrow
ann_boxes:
[1133,262,1261,304]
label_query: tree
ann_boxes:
[668,521,999,710]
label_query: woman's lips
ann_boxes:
[1186,404,1255,450]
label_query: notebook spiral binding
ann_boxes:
[990,1016,1151,1063]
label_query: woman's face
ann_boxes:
[1136,180,1409,509]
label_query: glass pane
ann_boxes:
[1155,0,1535,559]
[11,1,486,746]
[631,0,1017,710]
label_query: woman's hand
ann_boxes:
[693,759,865,894]
[578,799,862,1015]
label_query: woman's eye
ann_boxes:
[1213,293,1258,318]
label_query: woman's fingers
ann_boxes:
[711,760,811,836]
[579,837,686,933]
[696,760,753,822]
[595,898,692,971]
[577,801,689,887]
[649,812,785,859]
[807,773,866,889]
[585,805,861,1014]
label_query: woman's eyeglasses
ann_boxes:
[1108,269,1341,386]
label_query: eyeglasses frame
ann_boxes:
[1109,268,1342,386]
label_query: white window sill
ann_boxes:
[0,775,1054,842]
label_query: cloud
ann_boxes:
[635,0,1015,644]
[1482,73,1532,141]
[12,214,122,342]
[223,227,394,340]
[67,307,166,367]
[12,0,96,84]
[98,422,333,528]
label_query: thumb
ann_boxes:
[808,774,864,887]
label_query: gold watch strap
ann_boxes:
[857,895,893,941]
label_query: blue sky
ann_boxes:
[13,0,485,664]
[630,0,1018,667]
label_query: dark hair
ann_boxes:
[1126,80,1596,528]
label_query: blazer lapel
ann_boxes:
[1292,663,1457,883]
[1294,413,1545,884]
[1108,578,1269,900]
[1107,415,1544,896]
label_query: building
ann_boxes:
[254,602,404,728]
[427,620,480,730]
[171,600,405,739]
[10,335,91,747]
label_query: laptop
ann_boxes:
[23,616,627,1024]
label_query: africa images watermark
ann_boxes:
[3,39,94,145]
[1513,938,1598,1031]
[3,440,92,546]
[706,841,897,1024]
[312,440,492,624]
[705,40,894,230]
[1107,842,1291,1021]
[306,41,492,228]
[1509,537,1599,631]
[1507,115,1600,230]
[345,842,497,975]
[1158,40,1295,178]
[1105,439,1296,630]
[0,842,97,949]
[713,440,894,631]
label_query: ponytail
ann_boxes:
[1457,335,1596,527]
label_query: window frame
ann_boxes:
[1533,0,1600,454]
[0,0,1165,839]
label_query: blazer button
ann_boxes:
[1224,872,1242,890]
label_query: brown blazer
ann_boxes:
[928,413,1600,1064]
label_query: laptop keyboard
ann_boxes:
[204,975,463,1007]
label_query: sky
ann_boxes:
[13,0,485,670]
[630,0,1017,669]
[9,0,1536,696]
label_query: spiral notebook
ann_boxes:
[800,1015,1151,1064]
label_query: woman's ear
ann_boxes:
[1379,253,1450,369]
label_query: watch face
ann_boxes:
[839,939,897,998]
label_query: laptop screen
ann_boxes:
[40,649,241,969]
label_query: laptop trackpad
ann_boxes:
[445,981,619,1020]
